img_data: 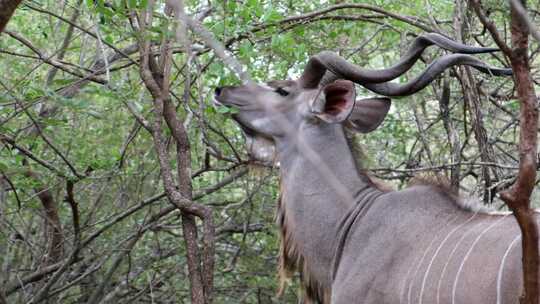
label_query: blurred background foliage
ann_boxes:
[0,0,534,303]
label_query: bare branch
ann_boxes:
[0,135,66,178]
[23,3,137,65]
[185,16,250,82]
[469,0,512,55]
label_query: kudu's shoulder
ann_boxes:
[375,184,461,212]
[374,185,540,220]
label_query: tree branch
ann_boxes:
[470,1,540,303]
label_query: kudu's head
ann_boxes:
[214,34,512,162]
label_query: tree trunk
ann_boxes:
[0,0,22,33]
[502,1,540,303]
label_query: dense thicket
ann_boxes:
[0,0,538,303]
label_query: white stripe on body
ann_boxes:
[418,212,479,304]
[487,211,512,216]
[496,234,521,304]
[436,217,487,304]
[451,215,509,304]
[400,247,422,304]
[404,215,460,304]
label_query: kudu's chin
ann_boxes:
[245,133,277,165]
[235,119,277,165]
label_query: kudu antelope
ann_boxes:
[214,34,525,304]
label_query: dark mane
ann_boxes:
[275,130,386,303]
[276,177,331,303]
[408,173,458,199]
[409,173,498,213]
[344,130,392,192]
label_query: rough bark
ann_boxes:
[503,16,540,303]
[24,170,64,266]
[470,1,539,303]
[504,3,539,303]
[134,1,215,303]
[0,0,22,33]
[438,73,461,193]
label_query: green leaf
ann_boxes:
[127,0,137,9]
[239,41,252,59]
[113,0,126,16]
[205,106,215,115]
[104,35,114,44]
[215,106,231,114]
[227,1,237,11]
[0,160,8,172]
[508,99,519,110]
[148,26,163,34]
[262,8,281,22]
[84,109,103,119]
[53,79,74,86]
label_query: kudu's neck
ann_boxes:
[274,122,376,300]
[277,123,373,203]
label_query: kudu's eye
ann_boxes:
[275,87,289,97]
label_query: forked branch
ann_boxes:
[132,1,215,303]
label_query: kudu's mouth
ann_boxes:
[213,87,243,107]
[213,87,234,107]
[213,87,277,164]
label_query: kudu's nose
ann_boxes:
[213,87,224,107]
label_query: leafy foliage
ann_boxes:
[0,0,534,303]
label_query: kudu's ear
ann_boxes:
[310,80,356,123]
[345,97,391,133]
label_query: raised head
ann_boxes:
[214,33,512,162]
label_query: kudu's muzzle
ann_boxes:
[213,86,229,107]
[213,85,254,109]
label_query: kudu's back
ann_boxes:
[331,185,526,304]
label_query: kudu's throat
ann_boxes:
[275,123,380,302]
